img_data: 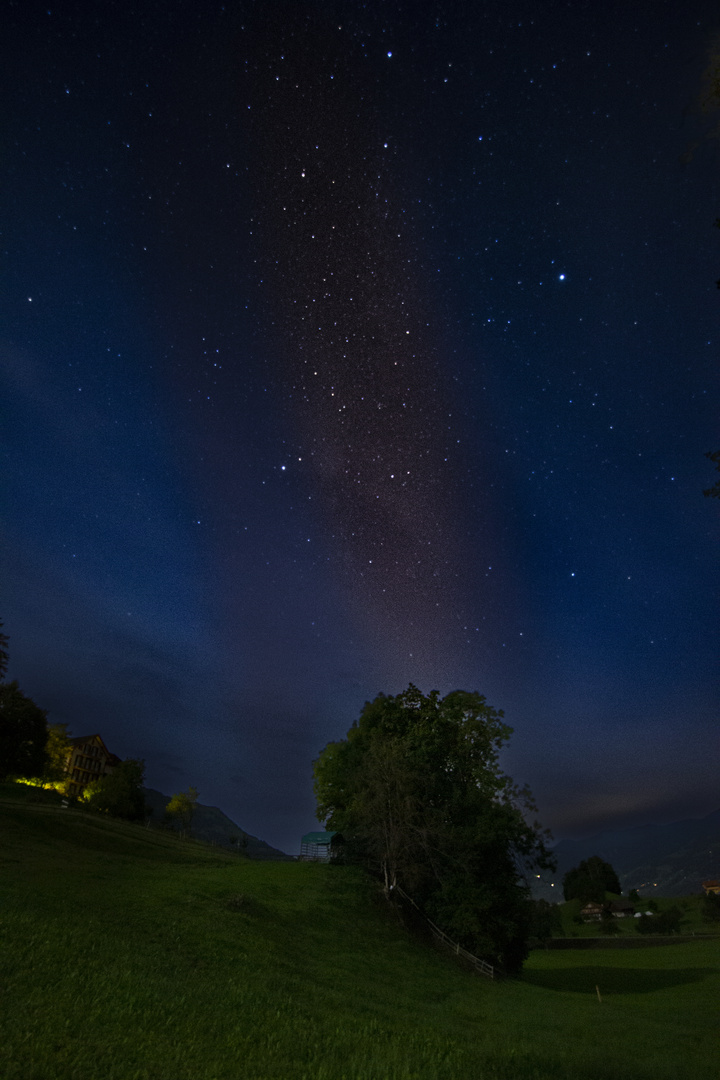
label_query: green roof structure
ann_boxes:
[299,831,338,861]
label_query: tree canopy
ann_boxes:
[704,449,720,498]
[84,758,147,821]
[165,786,199,834]
[562,856,621,903]
[0,681,49,781]
[43,724,73,784]
[0,625,56,784]
[0,620,9,682]
[313,684,554,974]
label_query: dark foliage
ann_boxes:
[703,449,720,498]
[85,758,147,821]
[599,907,621,935]
[701,891,720,922]
[0,681,49,781]
[562,856,621,903]
[313,684,554,974]
[0,620,8,682]
[528,899,563,944]
[635,906,683,934]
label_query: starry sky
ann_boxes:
[2,1,718,856]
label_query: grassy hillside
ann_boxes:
[1,786,717,1080]
[555,894,718,938]
[141,787,291,860]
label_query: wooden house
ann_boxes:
[580,901,604,921]
[64,734,120,799]
[702,880,720,895]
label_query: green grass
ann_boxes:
[1,789,717,1079]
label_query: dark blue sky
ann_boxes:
[3,0,718,855]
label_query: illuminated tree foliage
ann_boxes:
[313,684,554,974]
[164,786,199,835]
[42,723,73,783]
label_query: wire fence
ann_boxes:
[393,885,495,979]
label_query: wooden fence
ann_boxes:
[393,885,495,979]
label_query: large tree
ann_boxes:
[562,856,621,903]
[313,684,554,974]
[0,681,49,781]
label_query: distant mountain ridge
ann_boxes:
[533,808,720,900]
[142,788,290,860]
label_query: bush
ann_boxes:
[635,906,683,935]
[84,759,146,821]
[528,899,563,944]
[599,908,620,935]
[701,892,720,923]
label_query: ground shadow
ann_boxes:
[523,965,715,994]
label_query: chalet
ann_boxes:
[299,831,339,862]
[702,880,720,895]
[580,902,604,921]
[64,735,120,799]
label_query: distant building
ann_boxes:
[608,899,635,918]
[65,735,120,799]
[702,880,720,895]
[299,831,339,861]
[580,901,604,921]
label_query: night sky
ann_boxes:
[3,1,718,856]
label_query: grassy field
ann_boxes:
[1,784,717,1080]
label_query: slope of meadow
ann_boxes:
[0,785,716,1080]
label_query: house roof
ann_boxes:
[301,831,337,844]
[70,734,107,747]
